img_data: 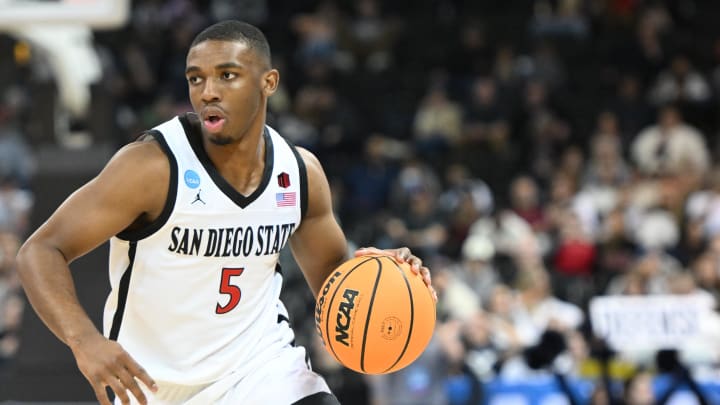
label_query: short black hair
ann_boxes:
[190,20,271,66]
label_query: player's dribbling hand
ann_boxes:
[354,246,438,302]
[70,331,157,405]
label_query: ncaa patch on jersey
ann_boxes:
[184,170,201,189]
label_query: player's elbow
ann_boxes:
[16,238,68,280]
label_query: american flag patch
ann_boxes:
[276,192,296,207]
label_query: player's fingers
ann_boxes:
[429,285,438,303]
[395,247,412,264]
[115,367,148,405]
[407,255,424,274]
[105,376,131,405]
[124,358,158,393]
[353,246,384,257]
[91,382,113,405]
[420,266,432,286]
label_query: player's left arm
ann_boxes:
[289,148,435,301]
[289,148,348,298]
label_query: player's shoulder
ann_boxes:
[293,146,326,181]
[103,132,171,179]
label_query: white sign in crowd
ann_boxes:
[589,294,716,352]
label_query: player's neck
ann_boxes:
[203,125,267,195]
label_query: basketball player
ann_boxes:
[15,21,435,405]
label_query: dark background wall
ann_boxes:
[1,148,114,402]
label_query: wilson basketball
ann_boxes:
[314,254,436,374]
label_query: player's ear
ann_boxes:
[262,69,279,96]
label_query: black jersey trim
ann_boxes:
[292,392,340,405]
[277,313,290,324]
[109,241,137,341]
[179,113,274,209]
[116,130,178,241]
[283,138,309,221]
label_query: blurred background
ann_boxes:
[2,0,720,403]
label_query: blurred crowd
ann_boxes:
[0,82,34,374]
[3,0,720,404]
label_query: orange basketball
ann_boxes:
[314,254,436,374]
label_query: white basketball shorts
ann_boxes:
[120,345,334,405]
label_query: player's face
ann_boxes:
[185,40,278,145]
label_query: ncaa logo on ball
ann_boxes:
[334,288,359,347]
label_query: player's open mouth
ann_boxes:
[203,115,226,132]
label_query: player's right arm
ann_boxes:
[16,139,167,405]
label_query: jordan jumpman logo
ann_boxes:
[192,189,206,205]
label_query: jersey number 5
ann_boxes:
[216,267,244,314]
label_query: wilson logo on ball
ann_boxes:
[335,289,359,347]
[315,270,342,342]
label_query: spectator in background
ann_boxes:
[556,146,585,189]
[379,153,447,259]
[580,130,629,216]
[690,250,720,304]
[336,0,400,73]
[412,84,462,170]
[545,171,599,242]
[389,157,442,213]
[648,54,711,108]
[437,164,493,259]
[514,79,571,182]
[630,105,709,177]
[485,284,523,356]
[530,0,589,41]
[612,4,671,85]
[623,370,656,405]
[607,75,654,149]
[432,258,481,323]
[382,185,447,261]
[210,0,267,27]
[583,111,631,187]
[0,87,36,189]
[594,207,637,290]
[509,175,549,235]
[462,76,507,134]
[0,231,22,364]
[342,135,399,228]
[551,210,597,306]
[447,20,492,82]
[290,1,339,73]
[492,44,530,92]
[367,333,453,405]
[511,265,584,347]
[0,175,34,237]
[685,167,720,243]
[456,119,519,199]
[605,250,681,295]
[457,233,499,302]
[282,82,364,167]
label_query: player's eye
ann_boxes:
[221,72,237,80]
[187,76,203,85]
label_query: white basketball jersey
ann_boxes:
[104,114,308,385]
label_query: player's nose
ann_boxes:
[201,78,221,103]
